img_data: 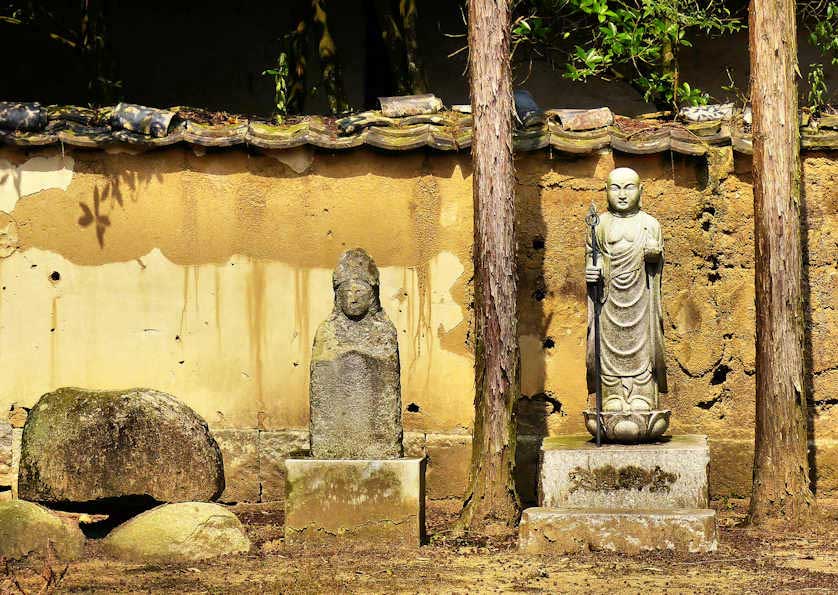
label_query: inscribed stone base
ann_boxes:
[284,458,425,546]
[519,507,718,554]
[540,434,709,509]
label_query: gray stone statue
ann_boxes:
[309,248,403,459]
[584,167,670,443]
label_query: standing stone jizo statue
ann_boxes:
[584,167,670,443]
[309,248,403,459]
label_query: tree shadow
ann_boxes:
[76,159,164,248]
[512,151,602,506]
[800,162,817,495]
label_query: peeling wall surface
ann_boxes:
[0,145,835,499]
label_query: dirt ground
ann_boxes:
[2,498,837,594]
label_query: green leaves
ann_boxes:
[807,2,838,66]
[263,52,290,120]
[510,0,743,109]
[808,63,828,114]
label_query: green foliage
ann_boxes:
[801,2,836,113]
[511,0,743,109]
[263,53,290,121]
[805,1,837,65]
[807,63,828,115]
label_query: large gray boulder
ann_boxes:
[0,500,85,560]
[19,388,224,506]
[102,502,250,562]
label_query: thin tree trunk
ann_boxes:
[373,0,410,95]
[660,22,678,110]
[312,0,349,115]
[456,0,521,533]
[400,0,428,94]
[747,0,815,524]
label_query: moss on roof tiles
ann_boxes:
[0,101,835,156]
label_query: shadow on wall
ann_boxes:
[513,162,552,507]
[513,152,605,506]
[13,147,471,268]
[801,159,818,496]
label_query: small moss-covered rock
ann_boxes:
[102,502,250,562]
[0,500,84,560]
[19,388,224,506]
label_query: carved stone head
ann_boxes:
[606,167,643,215]
[332,248,381,320]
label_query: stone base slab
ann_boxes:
[519,507,718,554]
[284,458,425,546]
[540,434,709,509]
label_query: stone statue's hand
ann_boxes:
[585,264,602,283]
[644,240,662,261]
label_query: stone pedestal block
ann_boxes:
[11,428,21,499]
[285,458,425,546]
[258,430,310,502]
[540,435,709,509]
[214,429,260,503]
[0,422,12,492]
[519,507,718,554]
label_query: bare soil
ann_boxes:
[3,498,837,594]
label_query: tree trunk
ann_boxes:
[456,0,521,533]
[312,0,349,115]
[400,0,428,94]
[747,0,815,524]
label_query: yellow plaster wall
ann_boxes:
[0,147,475,433]
[0,145,836,496]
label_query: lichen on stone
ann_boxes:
[568,464,678,493]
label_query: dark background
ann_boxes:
[0,0,834,116]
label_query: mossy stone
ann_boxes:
[19,387,224,507]
[102,502,250,562]
[0,500,84,560]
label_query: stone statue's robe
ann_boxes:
[586,211,667,407]
[309,308,403,459]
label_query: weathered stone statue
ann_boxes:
[584,167,670,443]
[309,248,403,459]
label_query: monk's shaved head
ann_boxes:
[608,167,641,185]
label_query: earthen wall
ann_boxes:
[0,145,835,502]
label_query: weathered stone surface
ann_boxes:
[550,107,613,131]
[540,435,709,509]
[285,458,425,546]
[258,430,309,502]
[10,428,21,499]
[0,500,85,560]
[708,437,753,497]
[403,431,426,458]
[378,94,443,118]
[8,405,29,428]
[19,388,224,506]
[816,439,838,495]
[102,502,250,562]
[0,421,11,488]
[425,433,470,499]
[519,507,718,554]
[215,429,260,503]
[310,249,403,459]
